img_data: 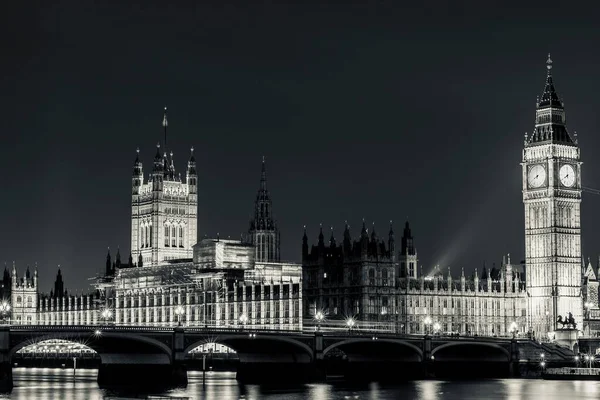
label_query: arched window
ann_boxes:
[368,269,375,286]
[149,225,153,247]
[179,226,184,247]
[382,269,388,286]
[165,226,170,247]
[171,225,176,247]
[27,296,32,308]
[17,296,22,304]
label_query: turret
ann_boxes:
[329,227,336,248]
[360,220,369,256]
[105,248,112,276]
[186,147,197,194]
[11,262,16,287]
[318,224,325,250]
[152,143,164,191]
[342,222,351,255]
[460,267,466,292]
[474,268,479,292]
[33,264,38,288]
[388,221,395,261]
[399,220,418,278]
[128,252,134,268]
[138,253,143,268]
[132,148,143,194]
[302,226,309,260]
[2,266,10,290]
[54,268,64,298]
[116,248,121,269]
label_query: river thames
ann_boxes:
[0,369,599,399]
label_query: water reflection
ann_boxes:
[2,369,600,399]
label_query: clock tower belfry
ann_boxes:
[523,54,583,339]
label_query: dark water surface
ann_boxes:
[1,368,600,399]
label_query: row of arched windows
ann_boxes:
[257,234,274,262]
[140,223,153,248]
[164,225,185,248]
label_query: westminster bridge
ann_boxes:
[0,325,578,391]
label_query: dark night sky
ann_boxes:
[3,1,600,293]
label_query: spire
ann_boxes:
[318,224,324,246]
[162,106,168,150]
[527,54,575,145]
[538,54,562,109]
[189,146,196,163]
[329,226,336,247]
[116,247,121,269]
[134,147,141,165]
[260,156,267,191]
[361,219,368,238]
[105,248,111,276]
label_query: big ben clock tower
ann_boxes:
[523,54,583,339]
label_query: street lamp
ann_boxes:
[101,309,113,326]
[239,313,248,330]
[175,305,185,327]
[584,354,595,369]
[424,316,432,335]
[0,302,11,324]
[510,321,518,338]
[433,322,441,335]
[346,317,356,333]
[315,311,324,331]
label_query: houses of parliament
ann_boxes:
[3,56,600,342]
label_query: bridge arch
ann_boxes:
[184,334,314,361]
[431,341,510,360]
[9,331,173,362]
[323,338,423,360]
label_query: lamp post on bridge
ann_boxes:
[433,322,441,336]
[315,311,324,332]
[346,317,356,334]
[101,309,113,326]
[424,316,432,336]
[175,305,185,327]
[239,314,248,331]
[510,321,518,339]
[0,302,11,324]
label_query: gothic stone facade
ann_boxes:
[523,55,583,338]
[302,221,528,335]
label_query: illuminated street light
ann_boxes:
[424,316,432,335]
[93,329,102,337]
[315,311,324,332]
[510,321,518,338]
[433,322,441,335]
[175,306,185,327]
[0,302,10,324]
[239,314,248,329]
[346,317,356,332]
[101,309,113,325]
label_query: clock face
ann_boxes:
[559,164,576,187]
[528,164,546,188]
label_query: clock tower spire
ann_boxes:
[523,54,582,339]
